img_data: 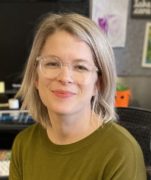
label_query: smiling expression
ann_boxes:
[36,30,98,116]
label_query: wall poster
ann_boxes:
[91,0,129,47]
[142,23,151,67]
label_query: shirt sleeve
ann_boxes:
[101,140,147,180]
[9,134,23,180]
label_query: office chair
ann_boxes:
[116,107,151,180]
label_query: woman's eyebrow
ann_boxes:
[72,59,93,64]
[43,55,92,64]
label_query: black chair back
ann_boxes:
[116,107,151,179]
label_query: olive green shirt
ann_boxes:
[9,121,147,180]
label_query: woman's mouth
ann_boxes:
[52,90,76,98]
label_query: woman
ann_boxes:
[9,13,146,180]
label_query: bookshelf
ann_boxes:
[0,110,34,179]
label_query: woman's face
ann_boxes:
[36,30,98,116]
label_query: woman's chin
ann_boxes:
[47,105,75,115]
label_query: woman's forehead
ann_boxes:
[40,31,94,63]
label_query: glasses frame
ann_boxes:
[36,56,99,83]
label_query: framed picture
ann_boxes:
[131,0,151,19]
[142,23,151,67]
[91,0,129,47]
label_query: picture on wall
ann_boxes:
[131,0,151,18]
[91,0,129,47]
[142,22,151,67]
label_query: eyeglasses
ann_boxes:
[36,56,99,84]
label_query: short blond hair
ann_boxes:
[16,13,117,128]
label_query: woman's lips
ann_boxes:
[52,90,76,98]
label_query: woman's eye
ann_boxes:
[74,65,89,72]
[44,61,60,68]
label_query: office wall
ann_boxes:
[114,2,151,76]
[114,2,151,110]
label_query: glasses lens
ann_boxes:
[74,72,91,84]
[41,58,61,77]
[72,62,98,84]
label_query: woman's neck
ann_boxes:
[46,111,102,145]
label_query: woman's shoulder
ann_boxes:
[96,121,146,180]
[106,121,142,153]
[12,123,43,148]
[17,123,41,136]
[110,121,137,141]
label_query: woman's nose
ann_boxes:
[56,65,74,83]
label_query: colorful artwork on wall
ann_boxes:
[91,0,129,47]
[142,23,151,67]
